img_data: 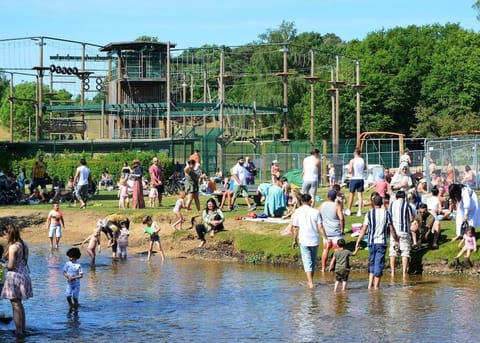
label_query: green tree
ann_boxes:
[0,82,37,140]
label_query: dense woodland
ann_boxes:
[1,20,480,141]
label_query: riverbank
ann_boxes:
[0,194,478,277]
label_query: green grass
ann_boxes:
[20,187,474,269]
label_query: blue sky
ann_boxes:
[2,0,479,48]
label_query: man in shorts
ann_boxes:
[301,148,320,206]
[388,190,414,278]
[46,203,65,249]
[292,193,327,289]
[231,156,256,212]
[355,194,399,289]
[345,148,366,217]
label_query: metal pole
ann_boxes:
[335,55,340,154]
[9,74,14,143]
[355,60,361,143]
[309,50,315,147]
[166,42,171,138]
[282,46,288,141]
[330,66,336,154]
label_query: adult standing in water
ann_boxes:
[73,158,92,209]
[0,224,33,336]
[292,193,327,289]
[131,159,145,209]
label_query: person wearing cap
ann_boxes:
[318,189,345,272]
[231,156,256,212]
[271,160,280,184]
[131,159,145,209]
[73,158,92,209]
[302,149,321,206]
[374,172,390,206]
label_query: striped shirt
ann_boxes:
[363,208,392,246]
[389,199,414,233]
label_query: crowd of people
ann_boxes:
[2,147,480,335]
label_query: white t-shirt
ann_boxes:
[302,155,319,182]
[231,163,248,185]
[292,205,323,246]
[426,196,440,214]
[76,165,91,186]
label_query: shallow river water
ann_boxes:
[0,246,479,342]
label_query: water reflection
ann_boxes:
[1,248,480,342]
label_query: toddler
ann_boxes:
[328,238,359,292]
[117,222,130,259]
[118,176,130,209]
[454,226,477,267]
[81,229,101,267]
[143,215,165,262]
[63,247,83,309]
[172,191,186,231]
[328,163,336,187]
[149,182,159,208]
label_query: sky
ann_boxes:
[1,0,479,49]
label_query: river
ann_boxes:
[0,246,478,342]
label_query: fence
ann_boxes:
[425,138,480,190]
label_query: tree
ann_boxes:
[0,82,37,140]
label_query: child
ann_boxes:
[117,222,130,259]
[149,182,158,208]
[118,176,129,209]
[454,226,477,267]
[374,172,389,204]
[172,191,186,231]
[328,238,359,292]
[46,203,65,249]
[328,163,336,187]
[332,184,345,208]
[81,229,101,267]
[63,247,83,309]
[280,188,301,236]
[143,215,165,262]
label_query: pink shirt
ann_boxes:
[375,179,389,198]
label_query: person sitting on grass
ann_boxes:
[410,203,440,249]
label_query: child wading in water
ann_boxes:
[117,222,130,259]
[143,215,165,262]
[63,247,83,309]
[172,191,186,231]
[328,238,359,291]
[81,229,101,267]
[454,226,477,267]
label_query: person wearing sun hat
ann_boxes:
[131,159,145,209]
